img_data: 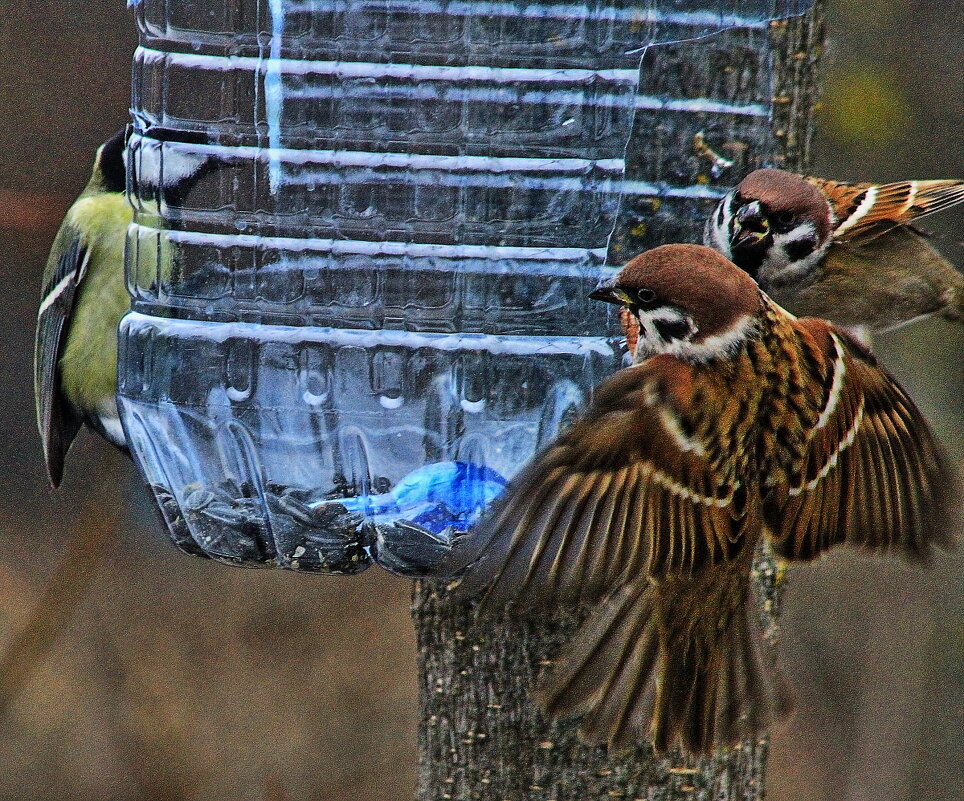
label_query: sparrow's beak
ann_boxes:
[730,200,770,249]
[589,282,634,306]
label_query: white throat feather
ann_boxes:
[633,312,758,365]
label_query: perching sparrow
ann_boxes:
[447,244,954,755]
[704,169,964,335]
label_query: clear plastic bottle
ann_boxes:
[119,0,805,573]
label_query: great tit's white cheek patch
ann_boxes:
[159,149,210,188]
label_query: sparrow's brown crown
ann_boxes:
[616,244,762,344]
[736,169,833,241]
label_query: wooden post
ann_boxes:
[413,5,825,800]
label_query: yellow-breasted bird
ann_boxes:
[35,127,211,486]
[704,168,964,336]
[10,129,136,719]
[447,244,954,755]
[9,129,211,714]
[35,129,132,487]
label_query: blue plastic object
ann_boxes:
[324,461,507,532]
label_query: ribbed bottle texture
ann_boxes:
[118,1,803,572]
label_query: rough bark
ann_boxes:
[412,4,825,800]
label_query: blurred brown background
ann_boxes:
[0,2,961,800]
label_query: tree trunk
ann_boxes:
[412,5,825,800]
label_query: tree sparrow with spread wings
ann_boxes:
[445,244,954,755]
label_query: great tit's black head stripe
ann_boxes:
[98,128,128,194]
[141,126,214,146]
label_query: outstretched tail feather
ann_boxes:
[537,584,663,749]
[536,581,790,755]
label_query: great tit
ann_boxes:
[11,128,214,717]
[34,129,132,487]
[34,126,213,486]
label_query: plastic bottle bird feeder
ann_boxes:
[118,0,804,575]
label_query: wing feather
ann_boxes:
[34,232,89,487]
[445,358,750,612]
[804,176,964,244]
[579,468,631,604]
[766,324,955,561]
[545,471,609,604]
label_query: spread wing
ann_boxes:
[34,225,89,487]
[804,176,964,244]
[447,357,756,612]
[765,319,955,561]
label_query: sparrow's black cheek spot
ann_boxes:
[784,237,816,262]
[678,414,697,439]
[730,245,766,280]
[654,318,691,342]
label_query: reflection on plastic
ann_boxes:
[119,0,813,574]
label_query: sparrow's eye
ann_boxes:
[774,210,796,226]
[636,288,658,308]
